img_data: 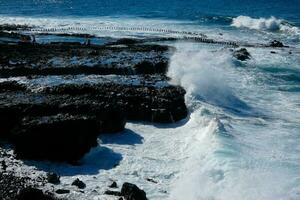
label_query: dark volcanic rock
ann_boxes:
[233,48,251,61]
[112,38,140,45]
[0,81,27,92]
[11,114,100,162]
[269,40,284,47]
[0,104,23,139]
[121,182,147,200]
[134,61,168,74]
[0,172,54,200]
[16,188,56,200]
[72,178,86,189]
[55,189,70,194]
[47,172,60,185]
[0,42,170,77]
[0,172,30,200]
[109,181,118,188]
[45,83,187,123]
[105,190,122,196]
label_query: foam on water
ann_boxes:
[0,15,204,38]
[166,43,300,200]
[1,13,300,200]
[231,16,300,35]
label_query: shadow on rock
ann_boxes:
[23,146,122,176]
[100,129,144,145]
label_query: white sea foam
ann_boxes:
[231,16,300,35]
[167,43,300,200]
[0,15,204,38]
[0,15,299,200]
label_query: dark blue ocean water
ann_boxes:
[0,1,300,200]
[0,0,300,26]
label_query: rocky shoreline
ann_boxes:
[0,25,187,199]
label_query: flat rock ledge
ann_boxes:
[0,29,188,200]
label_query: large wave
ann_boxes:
[167,44,250,113]
[231,16,299,35]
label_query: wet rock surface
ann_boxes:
[0,42,171,77]
[16,188,57,200]
[71,178,86,189]
[0,169,58,200]
[121,182,147,200]
[0,28,188,199]
[269,40,285,47]
[233,48,251,61]
[47,172,60,185]
[12,114,101,162]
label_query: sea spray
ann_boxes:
[231,16,300,36]
[167,44,248,112]
[167,43,300,200]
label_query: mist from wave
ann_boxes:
[167,43,300,200]
[231,16,300,35]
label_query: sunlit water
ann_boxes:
[0,1,300,199]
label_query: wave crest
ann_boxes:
[231,16,299,35]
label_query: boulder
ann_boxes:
[11,114,101,162]
[109,181,118,188]
[269,40,284,47]
[72,178,86,189]
[121,182,147,200]
[47,172,60,184]
[233,48,251,61]
[55,189,70,194]
[16,188,56,200]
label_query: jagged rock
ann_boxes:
[233,48,251,61]
[11,114,100,162]
[269,40,284,47]
[0,105,23,139]
[105,190,122,196]
[0,81,27,92]
[16,188,56,200]
[146,178,158,184]
[72,178,86,189]
[109,181,118,188]
[44,83,187,123]
[151,108,173,123]
[134,61,168,74]
[121,182,147,200]
[55,189,70,194]
[47,172,60,184]
[1,161,7,171]
[0,42,170,77]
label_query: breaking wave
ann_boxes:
[231,16,300,35]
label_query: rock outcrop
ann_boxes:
[12,114,100,162]
[121,182,147,200]
[233,48,251,61]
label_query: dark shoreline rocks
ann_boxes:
[0,42,171,77]
[269,40,285,48]
[0,30,187,199]
[12,114,101,162]
[233,48,251,61]
[71,178,86,189]
[0,171,58,200]
[105,182,147,200]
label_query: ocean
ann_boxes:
[0,0,300,199]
